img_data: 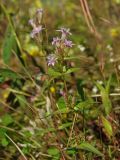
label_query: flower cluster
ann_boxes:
[29,10,74,67]
[29,8,44,38]
[52,27,74,48]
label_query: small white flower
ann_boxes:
[97,80,103,85]
[118,65,120,70]
[109,58,114,62]
[92,86,98,93]
[106,45,112,51]
[78,44,85,52]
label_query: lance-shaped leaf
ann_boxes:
[1,4,25,66]
[74,98,94,111]
[0,68,20,81]
[101,115,113,138]
[64,68,79,74]
[78,142,103,157]
[96,82,112,116]
[48,68,62,77]
[2,25,17,64]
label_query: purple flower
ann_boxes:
[57,27,72,39]
[64,39,74,48]
[52,37,61,46]
[59,90,66,97]
[28,19,36,28]
[47,54,58,66]
[30,25,44,38]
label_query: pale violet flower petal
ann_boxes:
[47,54,58,66]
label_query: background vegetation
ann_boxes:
[0,0,120,159]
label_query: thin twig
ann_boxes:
[79,0,101,39]
[67,113,77,148]
[91,92,120,98]
[5,134,28,160]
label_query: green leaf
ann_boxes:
[96,83,112,116]
[0,68,20,81]
[57,97,66,109]
[64,68,79,74]
[47,147,60,155]
[0,76,5,83]
[1,137,9,147]
[1,114,13,126]
[2,25,17,64]
[58,122,72,130]
[101,90,112,116]
[47,147,60,159]
[1,4,25,66]
[77,79,85,100]
[16,95,27,108]
[22,147,30,154]
[67,148,76,155]
[23,131,32,138]
[74,98,94,111]
[79,142,103,157]
[0,128,7,138]
[64,56,79,60]
[101,115,113,137]
[48,68,61,77]
[56,108,69,114]
[106,76,112,93]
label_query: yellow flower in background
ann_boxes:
[114,0,120,4]
[29,0,42,16]
[110,28,119,38]
[50,86,56,93]
[21,53,27,60]
[29,45,39,56]
[27,0,42,8]
[3,90,10,99]
[35,0,42,8]
[24,44,42,57]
